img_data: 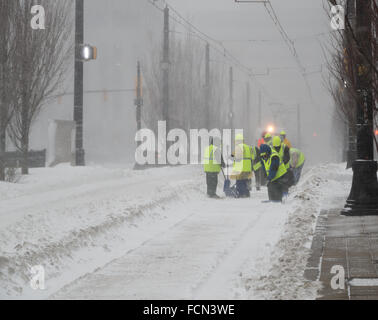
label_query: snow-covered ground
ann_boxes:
[0,163,352,300]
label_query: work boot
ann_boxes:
[239,191,250,198]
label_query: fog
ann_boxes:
[29,0,338,166]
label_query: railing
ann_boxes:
[1,150,46,168]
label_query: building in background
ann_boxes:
[29,0,161,165]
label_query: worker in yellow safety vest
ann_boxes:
[231,133,252,198]
[264,133,273,146]
[280,131,292,148]
[272,136,291,169]
[272,136,294,190]
[290,148,305,185]
[250,145,263,191]
[259,144,290,202]
[203,137,224,198]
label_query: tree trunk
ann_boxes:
[0,123,5,181]
[20,76,29,175]
[21,98,29,175]
[21,134,29,175]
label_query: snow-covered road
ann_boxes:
[51,193,287,300]
[0,163,352,300]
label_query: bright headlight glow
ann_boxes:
[267,125,275,133]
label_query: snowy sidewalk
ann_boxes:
[305,208,378,300]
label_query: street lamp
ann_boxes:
[80,44,97,62]
[74,0,97,167]
[341,0,378,216]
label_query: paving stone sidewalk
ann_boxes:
[305,208,378,300]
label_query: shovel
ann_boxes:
[222,167,238,198]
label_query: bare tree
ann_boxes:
[0,0,18,181]
[142,25,228,135]
[7,0,73,175]
[323,0,378,152]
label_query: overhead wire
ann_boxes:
[263,0,316,105]
[262,0,345,133]
[146,0,277,101]
[147,0,342,127]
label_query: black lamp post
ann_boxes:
[74,0,85,166]
[73,0,97,166]
[341,0,378,216]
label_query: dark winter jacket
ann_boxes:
[267,155,280,181]
[259,144,280,182]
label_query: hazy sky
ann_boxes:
[165,0,331,104]
[29,0,339,165]
[163,0,336,162]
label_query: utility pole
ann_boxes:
[205,43,210,129]
[74,0,85,166]
[246,82,251,141]
[258,91,262,130]
[162,6,170,134]
[297,104,301,149]
[135,61,143,147]
[229,66,234,131]
[342,0,378,216]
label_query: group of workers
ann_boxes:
[203,130,305,202]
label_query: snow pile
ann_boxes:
[0,165,202,299]
[0,164,127,201]
[240,163,352,300]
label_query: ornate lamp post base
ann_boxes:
[342,160,378,216]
